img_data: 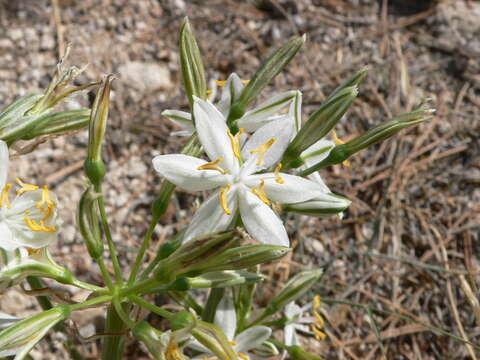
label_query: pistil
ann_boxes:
[227,128,244,159]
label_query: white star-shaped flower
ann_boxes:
[153,98,340,246]
[0,140,60,251]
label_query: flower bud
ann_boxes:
[77,186,103,259]
[0,313,19,330]
[191,320,237,360]
[287,345,322,360]
[0,248,74,291]
[22,109,90,139]
[251,341,280,358]
[264,268,322,316]
[0,305,70,358]
[283,86,358,166]
[84,75,113,184]
[232,35,306,123]
[299,108,434,176]
[180,18,207,109]
[283,193,351,216]
[165,271,264,291]
[170,311,196,331]
[155,230,242,281]
[132,321,168,360]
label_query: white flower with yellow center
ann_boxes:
[153,98,341,246]
[189,293,271,360]
[0,140,59,251]
[163,73,299,136]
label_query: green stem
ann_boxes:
[113,299,135,327]
[101,304,128,360]
[26,276,53,311]
[129,295,174,320]
[95,183,124,285]
[69,295,112,311]
[71,277,109,294]
[128,217,159,285]
[97,256,115,290]
[202,288,225,322]
[120,277,160,298]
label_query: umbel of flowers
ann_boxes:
[0,18,433,360]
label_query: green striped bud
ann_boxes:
[77,186,103,259]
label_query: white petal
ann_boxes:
[193,97,239,173]
[0,222,16,251]
[153,154,231,191]
[289,91,302,134]
[214,292,236,341]
[234,326,272,352]
[284,302,302,318]
[245,174,328,204]
[162,109,192,128]
[218,73,244,117]
[241,118,294,176]
[284,324,296,346]
[183,187,238,242]
[0,140,9,190]
[302,139,335,168]
[238,186,289,247]
[238,91,297,132]
[0,312,19,329]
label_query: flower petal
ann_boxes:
[237,91,297,132]
[153,154,231,191]
[0,223,15,251]
[193,97,238,173]
[241,118,294,176]
[214,292,236,341]
[238,186,289,246]
[284,324,296,347]
[184,187,238,242]
[0,140,8,190]
[217,73,245,117]
[245,173,329,204]
[162,109,194,136]
[289,91,302,134]
[234,326,272,353]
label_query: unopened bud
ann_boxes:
[77,186,103,259]
[132,321,168,360]
[191,321,237,359]
[251,341,280,358]
[283,193,351,216]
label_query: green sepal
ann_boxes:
[77,186,104,259]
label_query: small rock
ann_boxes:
[118,61,172,92]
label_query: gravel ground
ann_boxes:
[0,0,479,359]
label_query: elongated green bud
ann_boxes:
[166,271,264,291]
[180,18,207,109]
[0,305,70,359]
[299,108,434,176]
[230,34,305,124]
[191,321,237,360]
[85,75,113,185]
[283,193,351,216]
[22,109,90,139]
[264,268,322,316]
[283,86,358,166]
[251,341,280,358]
[287,345,323,360]
[77,186,103,259]
[327,67,368,101]
[132,322,167,360]
[170,311,196,331]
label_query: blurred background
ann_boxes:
[0,0,479,358]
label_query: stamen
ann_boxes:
[241,79,250,85]
[311,294,327,341]
[238,353,249,360]
[27,248,41,256]
[215,80,227,87]
[206,89,213,95]
[227,128,244,159]
[274,163,285,184]
[229,341,237,346]
[251,179,270,205]
[197,158,228,174]
[24,218,56,232]
[0,184,12,208]
[35,185,56,221]
[332,130,351,167]
[15,178,39,195]
[219,184,232,215]
[165,340,183,360]
[250,138,276,166]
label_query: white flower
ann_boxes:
[153,98,339,246]
[162,73,299,136]
[0,313,19,330]
[0,140,60,251]
[283,302,313,347]
[189,293,271,360]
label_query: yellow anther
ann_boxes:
[250,138,276,166]
[24,218,56,232]
[215,80,227,87]
[206,89,213,95]
[241,79,250,85]
[227,128,244,159]
[229,341,237,346]
[311,295,327,341]
[165,339,184,360]
[238,353,249,360]
[331,130,351,167]
[35,186,56,221]
[219,184,232,215]
[0,184,12,208]
[251,179,270,205]
[197,158,228,174]
[15,178,39,195]
[274,163,285,184]
[27,248,41,256]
